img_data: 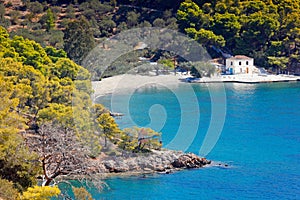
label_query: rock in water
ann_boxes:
[171,153,211,169]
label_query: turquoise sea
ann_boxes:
[94,82,300,200]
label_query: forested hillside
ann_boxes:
[177,0,300,72]
[1,0,299,73]
[0,0,178,65]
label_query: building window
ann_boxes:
[231,61,233,66]
[246,61,249,65]
[239,61,242,65]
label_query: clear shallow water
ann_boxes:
[94,82,300,200]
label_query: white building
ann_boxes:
[225,55,257,75]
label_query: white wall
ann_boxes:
[226,58,254,74]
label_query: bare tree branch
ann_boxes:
[25,122,102,188]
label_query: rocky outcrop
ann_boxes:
[97,149,211,175]
[171,153,211,169]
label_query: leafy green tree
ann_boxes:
[117,21,128,32]
[52,58,80,80]
[158,59,174,70]
[268,56,289,73]
[118,131,137,152]
[51,6,61,15]
[48,30,64,49]
[0,3,10,28]
[21,185,61,200]
[186,27,225,47]
[280,12,300,58]
[79,2,90,11]
[0,76,40,191]
[38,103,74,125]
[99,18,116,37]
[83,9,96,20]
[89,17,100,37]
[0,25,9,39]
[138,20,152,28]
[188,61,215,77]
[25,12,35,23]
[97,113,121,147]
[10,36,52,73]
[251,50,269,69]
[215,2,227,14]
[90,0,111,13]
[153,18,165,28]
[28,1,44,15]
[241,0,268,15]
[0,57,49,114]
[177,1,209,31]
[237,12,279,53]
[0,178,19,200]
[45,45,67,62]
[0,17,11,29]
[118,127,162,152]
[202,2,213,14]
[166,17,178,30]
[63,16,96,64]
[92,104,110,118]
[163,9,173,20]
[45,8,55,31]
[65,4,76,19]
[212,13,241,48]
[126,11,140,28]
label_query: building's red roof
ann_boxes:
[227,55,252,60]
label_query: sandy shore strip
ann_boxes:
[92,74,189,98]
[91,73,300,98]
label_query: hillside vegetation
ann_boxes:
[178,0,300,73]
[0,26,161,198]
[0,0,178,65]
[1,0,299,74]
[0,25,97,197]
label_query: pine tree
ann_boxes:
[63,16,96,65]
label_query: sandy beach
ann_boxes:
[91,74,189,98]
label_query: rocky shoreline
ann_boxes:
[93,149,211,176]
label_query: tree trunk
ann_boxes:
[43,178,53,186]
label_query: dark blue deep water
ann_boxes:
[94,82,300,200]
